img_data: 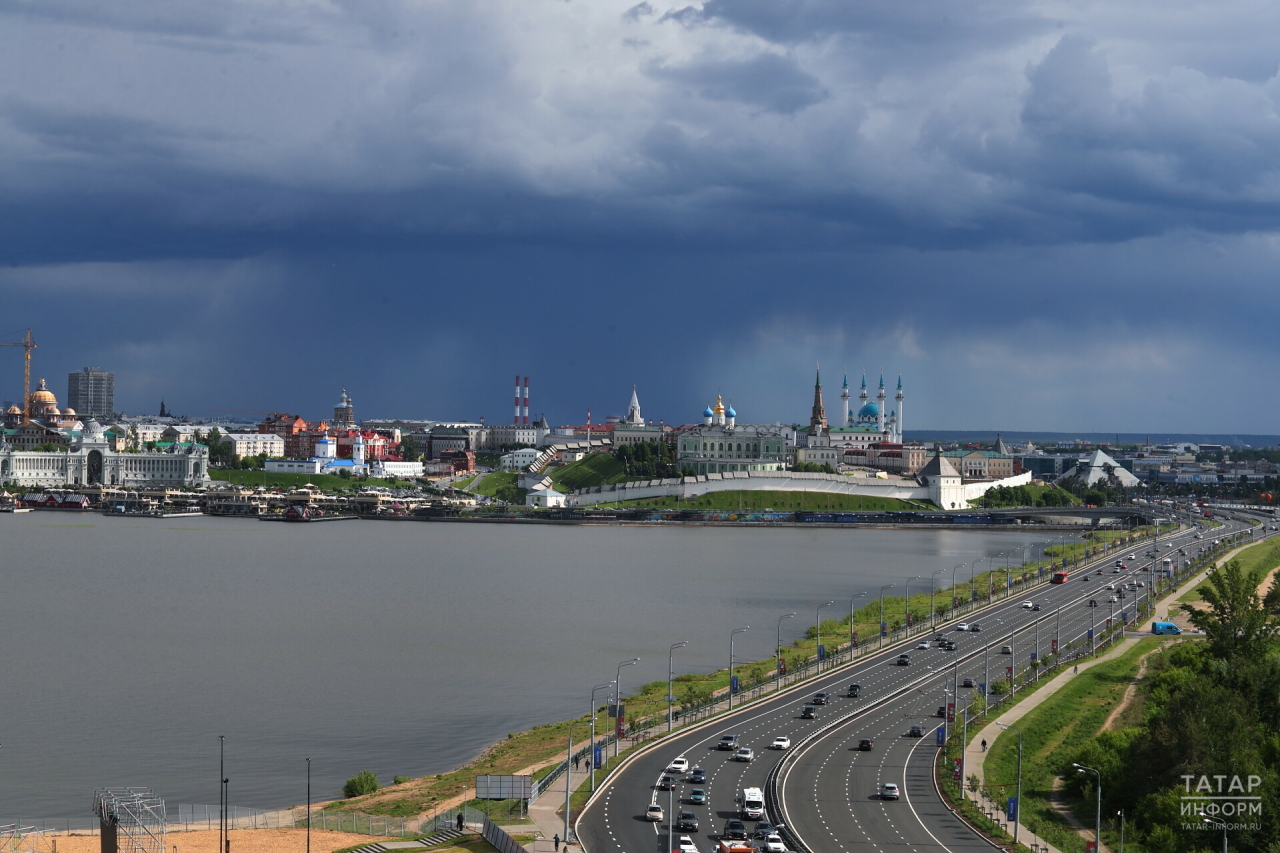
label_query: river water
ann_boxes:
[0,514,1077,819]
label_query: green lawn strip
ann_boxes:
[981,639,1159,853]
[209,469,399,491]
[595,490,923,511]
[453,475,477,491]
[471,470,518,497]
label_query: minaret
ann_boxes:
[895,375,904,442]
[840,373,850,428]
[809,365,828,435]
[877,374,887,433]
[859,374,868,411]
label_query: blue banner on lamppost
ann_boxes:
[936,725,945,745]
[593,746,603,769]
[881,622,887,637]
[1007,796,1018,822]
[818,644,826,661]
[730,675,739,694]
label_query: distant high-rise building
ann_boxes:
[67,367,115,419]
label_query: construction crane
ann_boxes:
[0,328,36,422]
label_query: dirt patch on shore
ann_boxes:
[45,828,393,853]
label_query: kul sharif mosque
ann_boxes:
[675,370,905,475]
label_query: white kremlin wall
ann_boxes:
[568,469,1033,508]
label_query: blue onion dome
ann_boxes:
[703,406,715,417]
[858,402,880,418]
[726,405,737,417]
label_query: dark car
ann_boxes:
[908,725,924,737]
[717,734,738,751]
[969,623,981,632]
[677,811,699,831]
[858,738,874,751]
[753,822,775,839]
[896,653,911,666]
[940,639,957,651]
[801,705,817,719]
[847,683,861,698]
[723,820,748,841]
[1032,603,1042,611]
[936,706,947,718]
[658,775,675,790]
[962,677,976,688]
[813,692,830,705]
[689,767,707,784]
[1088,599,1099,607]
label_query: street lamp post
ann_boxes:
[306,757,311,853]
[1074,763,1102,851]
[668,642,688,732]
[589,681,614,792]
[930,569,947,628]
[564,720,578,846]
[1118,809,1125,853]
[219,735,226,853]
[1203,815,1227,852]
[816,601,834,671]
[729,627,749,710]
[847,594,865,660]
[972,556,988,602]
[998,723,1023,846]
[952,562,966,612]
[614,659,639,758]
[879,584,895,648]
[777,612,796,690]
[1055,605,1062,658]
[903,577,920,635]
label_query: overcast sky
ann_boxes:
[2,0,1278,433]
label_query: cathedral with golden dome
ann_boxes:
[1,379,210,487]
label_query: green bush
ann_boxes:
[393,776,410,785]
[343,770,380,798]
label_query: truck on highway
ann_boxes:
[741,787,765,820]
[1050,570,1069,584]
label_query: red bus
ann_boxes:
[1050,570,1069,584]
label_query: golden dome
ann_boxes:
[5,405,19,415]
[29,378,57,405]
[713,394,725,416]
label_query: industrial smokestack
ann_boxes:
[514,374,521,425]
[523,376,530,425]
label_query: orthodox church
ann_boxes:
[674,396,791,474]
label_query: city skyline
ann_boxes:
[2,2,1279,432]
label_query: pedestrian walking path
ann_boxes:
[345,828,465,852]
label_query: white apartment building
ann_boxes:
[219,432,286,458]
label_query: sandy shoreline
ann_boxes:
[42,828,393,853]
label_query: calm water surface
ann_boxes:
[0,514,1077,818]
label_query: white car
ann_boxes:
[881,783,900,800]
[1021,601,1033,609]
[678,837,698,853]
[956,622,969,631]
[735,747,755,762]
[667,757,690,774]
[771,736,791,750]
[917,640,930,649]
[646,804,664,822]
[1127,554,1136,560]
[763,834,787,853]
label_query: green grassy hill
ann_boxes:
[602,490,926,511]
[548,453,628,492]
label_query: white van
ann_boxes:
[741,787,765,820]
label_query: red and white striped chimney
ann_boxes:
[514,375,521,425]
[522,376,530,425]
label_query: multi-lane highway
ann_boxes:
[577,514,1263,853]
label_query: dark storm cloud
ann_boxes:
[644,53,829,115]
[2,0,1280,430]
